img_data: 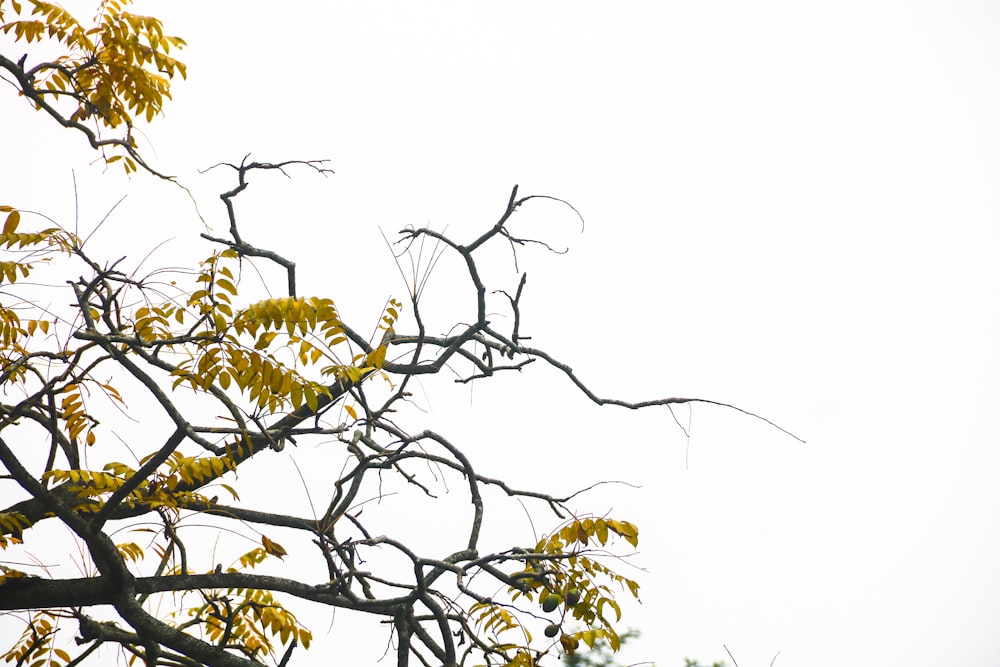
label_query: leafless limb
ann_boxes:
[199,156,333,297]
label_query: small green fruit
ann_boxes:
[565,587,581,607]
[541,593,562,613]
[544,623,560,638]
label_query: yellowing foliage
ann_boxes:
[1,612,70,667]
[0,206,72,382]
[0,512,29,549]
[0,0,186,172]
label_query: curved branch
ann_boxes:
[199,157,334,297]
[0,53,173,180]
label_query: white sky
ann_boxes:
[3,1,1000,666]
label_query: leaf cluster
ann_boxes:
[0,0,186,174]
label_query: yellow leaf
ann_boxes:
[255,331,278,350]
[608,519,639,547]
[595,518,609,545]
[2,210,19,234]
[270,369,284,394]
[365,344,387,369]
[304,385,318,412]
[261,535,287,559]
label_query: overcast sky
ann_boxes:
[3,1,1000,666]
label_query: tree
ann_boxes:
[0,3,796,666]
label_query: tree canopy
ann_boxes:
[0,3,793,666]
